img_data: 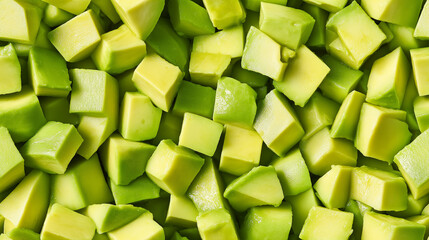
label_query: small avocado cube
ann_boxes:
[132,52,184,112]
[408,215,429,240]
[153,112,183,145]
[189,51,231,87]
[166,195,199,228]
[300,206,354,240]
[390,194,429,218]
[167,0,215,37]
[301,3,328,49]
[42,0,90,15]
[92,233,109,240]
[303,0,346,12]
[146,139,204,195]
[99,133,156,185]
[6,228,39,240]
[43,4,74,27]
[39,97,78,125]
[172,81,216,119]
[111,0,164,40]
[273,45,330,107]
[220,124,262,176]
[414,1,429,40]
[213,77,257,128]
[361,0,422,27]
[241,202,292,240]
[241,26,287,81]
[0,170,50,232]
[224,166,284,212]
[202,0,245,30]
[179,113,223,157]
[107,211,164,240]
[110,175,160,205]
[51,154,113,210]
[401,74,420,132]
[362,211,425,240]
[260,3,315,50]
[414,96,429,132]
[300,127,357,176]
[91,0,121,23]
[388,23,427,52]
[411,47,429,96]
[48,10,103,62]
[193,25,244,58]
[119,92,162,141]
[0,127,24,193]
[345,199,373,240]
[288,190,321,240]
[0,44,21,95]
[350,166,408,211]
[231,61,268,88]
[196,209,238,240]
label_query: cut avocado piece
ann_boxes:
[0,44,21,95]
[410,47,429,96]
[390,194,429,218]
[166,195,199,228]
[231,61,268,88]
[42,0,90,14]
[110,174,161,205]
[6,228,39,240]
[301,3,328,49]
[0,127,24,193]
[414,96,429,132]
[201,0,246,29]
[414,0,429,40]
[196,209,238,240]
[303,0,346,12]
[361,0,422,27]
[152,112,183,145]
[286,188,320,234]
[107,211,164,240]
[345,199,373,240]
[43,4,74,29]
[189,51,231,87]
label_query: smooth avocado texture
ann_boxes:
[41,0,91,15]
[196,209,239,240]
[172,80,216,118]
[202,0,246,30]
[0,127,24,193]
[0,44,21,95]
[165,195,199,228]
[361,0,423,27]
[107,211,164,240]
[414,96,429,132]
[110,174,161,205]
[189,51,231,87]
[410,47,429,96]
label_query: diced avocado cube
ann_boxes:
[345,199,372,240]
[172,81,216,119]
[152,112,183,145]
[350,166,408,211]
[357,154,396,172]
[48,10,103,62]
[0,127,24,193]
[408,215,429,240]
[414,0,429,40]
[42,0,90,14]
[390,194,429,218]
[301,3,328,49]
[91,0,121,23]
[202,0,245,29]
[213,77,257,128]
[133,52,184,112]
[107,211,164,240]
[303,0,346,12]
[193,25,244,58]
[0,44,21,95]
[241,26,287,81]
[51,154,113,210]
[362,211,425,240]
[196,209,238,240]
[260,2,315,50]
[189,51,231,87]
[300,206,353,240]
[402,74,420,132]
[167,0,215,37]
[166,195,199,228]
[0,170,50,232]
[41,203,96,240]
[241,202,292,240]
[414,96,429,132]
[110,175,160,205]
[300,127,357,176]
[411,47,429,96]
[6,228,39,240]
[388,23,427,52]
[224,166,284,212]
[361,0,422,27]
[43,4,74,27]
[286,188,319,234]
[231,61,268,88]
[179,113,223,156]
[274,45,330,107]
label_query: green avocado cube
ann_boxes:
[91,0,121,23]
[42,0,90,14]
[189,51,231,87]
[166,195,199,228]
[390,194,429,218]
[301,3,328,49]
[12,21,54,58]
[350,166,408,211]
[414,0,429,40]
[196,209,238,240]
[344,199,373,240]
[110,175,160,204]
[300,206,354,240]
[274,45,330,107]
[99,133,156,185]
[167,0,215,37]
[231,61,268,88]
[286,188,320,234]
[41,203,96,240]
[401,74,420,132]
[48,10,103,62]
[388,23,427,52]
[414,96,429,132]
[0,44,21,95]
[172,81,216,119]
[0,127,24,193]
[202,0,245,29]
[153,112,183,145]
[42,4,74,27]
[379,22,394,44]
[303,0,346,12]
[408,215,429,240]
[6,228,39,240]
[39,97,78,125]
[107,211,164,240]
[361,0,422,27]
[119,92,162,141]
[146,139,204,195]
[179,113,223,157]
[193,25,244,58]
[260,2,315,50]
[241,26,287,81]
[411,47,429,96]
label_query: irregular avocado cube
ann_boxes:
[202,0,246,29]
[172,81,216,119]
[166,195,199,228]
[390,194,429,218]
[388,23,427,52]
[414,96,429,132]
[301,3,328,49]
[109,175,160,205]
[6,228,39,240]
[231,61,268,88]
[410,47,429,96]
[303,0,347,12]
[361,0,423,27]
[43,4,74,28]
[0,44,21,95]
[196,209,238,240]
[107,211,164,240]
[42,0,90,15]
[0,127,24,193]
[189,51,231,87]
[286,188,319,234]
[414,0,429,40]
[152,112,183,145]
[345,199,372,240]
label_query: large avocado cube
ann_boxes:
[107,211,164,240]
[414,0,429,40]
[48,10,103,62]
[411,47,429,96]
[110,175,160,204]
[0,127,24,193]
[303,0,346,12]
[172,81,216,119]
[189,51,231,87]
[41,0,90,14]
[202,0,245,29]
[166,195,199,228]
[196,209,238,240]
[193,25,244,58]
[361,0,423,27]
[408,215,429,240]
[0,44,21,95]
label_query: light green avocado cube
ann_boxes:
[274,45,330,107]
[241,203,292,240]
[116,70,137,99]
[41,203,95,240]
[48,10,103,62]
[202,0,245,30]
[414,1,429,40]
[325,31,362,70]
[39,97,79,125]
[350,166,408,211]
[414,96,429,132]
[408,215,429,240]
[167,0,215,37]
[243,0,286,11]
[300,127,357,176]
[361,0,422,27]
[84,204,145,234]
[355,103,411,163]
[0,87,46,142]
[330,91,366,140]
[314,165,353,209]
[132,52,184,112]
[379,22,395,44]
[146,139,205,195]
[220,124,262,176]
[224,166,284,212]
[189,51,231,87]
[20,121,83,174]
[402,74,420,132]
[196,209,238,240]
[231,61,268,88]
[286,188,319,234]
[213,77,257,128]
[166,195,199,228]
[91,0,120,23]
[362,211,425,240]
[41,0,90,14]
[301,3,328,49]
[6,228,40,240]
[153,112,183,145]
[300,206,354,240]
[0,170,50,232]
[107,211,164,240]
[92,25,147,74]
[0,44,21,95]
[241,26,287,81]
[179,113,223,156]
[51,154,113,210]
[111,0,164,40]
[43,4,74,27]
[260,2,315,50]
[390,194,429,218]
[172,81,216,119]
[110,175,160,204]
[303,0,346,12]
[0,127,24,193]
[411,47,429,96]
[99,133,156,185]
[12,21,54,58]
[345,199,373,240]
[119,92,162,141]
[193,25,244,58]
[388,23,427,52]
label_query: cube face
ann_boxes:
[172,81,216,119]
[189,51,231,87]
[0,127,24,193]
[287,188,319,234]
[43,0,91,15]
[414,96,429,132]
[303,0,347,12]
[196,209,239,240]
[361,0,422,27]
[202,0,246,29]
[39,97,79,125]
[0,44,21,95]
[414,1,429,40]
[411,47,429,96]
[108,211,164,240]
[110,175,160,205]
[166,195,199,228]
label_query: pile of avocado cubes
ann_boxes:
[3,0,429,239]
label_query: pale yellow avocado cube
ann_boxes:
[108,211,164,240]
[165,195,199,228]
[202,0,246,29]
[196,209,239,240]
[42,0,91,15]
[193,25,244,58]
[189,51,231,88]
[132,52,184,112]
[410,47,429,96]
